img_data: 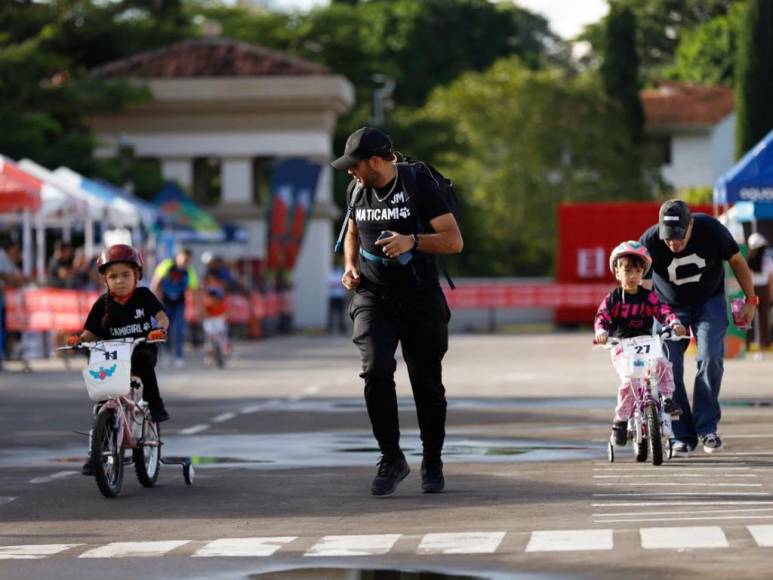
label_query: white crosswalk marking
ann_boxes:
[0,497,15,506]
[304,534,400,557]
[193,537,297,557]
[748,525,773,547]
[0,544,81,560]
[29,471,78,484]
[79,540,190,558]
[526,529,613,552]
[640,526,728,549]
[417,532,506,554]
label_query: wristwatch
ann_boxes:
[411,234,419,251]
[745,295,760,305]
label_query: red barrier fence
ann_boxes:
[4,288,294,333]
[4,283,606,333]
[443,283,610,310]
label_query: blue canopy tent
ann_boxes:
[714,128,773,222]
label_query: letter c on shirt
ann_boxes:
[667,254,707,286]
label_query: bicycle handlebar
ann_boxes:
[57,336,166,352]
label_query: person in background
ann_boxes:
[47,240,74,286]
[150,248,198,369]
[746,233,773,352]
[0,239,24,367]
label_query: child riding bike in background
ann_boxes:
[594,241,687,447]
[66,244,170,474]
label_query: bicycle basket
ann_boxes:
[83,360,131,402]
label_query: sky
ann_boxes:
[268,0,609,40]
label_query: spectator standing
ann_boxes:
[639,200,757,455]
[746,233,773,351]
[332,127,463,496]
[0,240,24,366]
[150,249,198,368]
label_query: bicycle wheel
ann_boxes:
[91,409,124,498]
[213,340,225,368]
[633,418,648,462]
[646,404,663,466]
[133,415,160,487]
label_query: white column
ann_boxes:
[221,158,252,205]
[293,218,331,328]
[161,158,193,190]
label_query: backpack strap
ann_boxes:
[333,180,362,253]
[396,163,456,290]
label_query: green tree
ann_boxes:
[735,0,773,158]
[419,58,656,277]
[582,0,744,80]
[600,4,644,145]
[668,3,745,86]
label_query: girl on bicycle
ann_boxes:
[67,245,170,472]
[594,241,687,446]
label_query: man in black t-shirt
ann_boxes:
[640,200,757,455]
[332,127,463,496]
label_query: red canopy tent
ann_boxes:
[0,158,43,279]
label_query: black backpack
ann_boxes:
[333,156,459,289]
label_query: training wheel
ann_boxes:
[183,462,195,485]
[607,441,615,463]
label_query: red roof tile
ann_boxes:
[90,38,329,79]
[641,81,734,129]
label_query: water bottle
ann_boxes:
[732,298,751,330]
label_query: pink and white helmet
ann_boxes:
[609,240,652,275]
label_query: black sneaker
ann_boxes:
[610,420,628,446]
[421,458,445,493]
[81,459,94,476]
[663,398,682,417]
[371,454,410,496]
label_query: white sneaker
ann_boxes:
[174,358,185,369]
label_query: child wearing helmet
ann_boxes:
[66,244,171,474]
[594,240,687,447]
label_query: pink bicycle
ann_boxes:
[60,337,193,498]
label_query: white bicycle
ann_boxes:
[60,337,193,498]
[598,329,690,466]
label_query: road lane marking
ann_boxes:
[599,514,773,524]
[594,467,751,471]
[0,497,16,506]
[0,544,81,560]
[79,541,190,558]
[594,501,773,507]
[593,474,757,478]
[748,525,773,547]
[179,424,210,435]
[595,482,762,487]
[640,526,728,549]
[29,471,77,484]
[240,400,281,414]
[594,492,770,497]
[417,532,506,554]
[304,534,400,557]
[211,412,237,424]
[595,508,773,517]
[525,530,613,552]
[193,537,297,557]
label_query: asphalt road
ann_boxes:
[1,333,773,580]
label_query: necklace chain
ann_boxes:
[373,173,399,203]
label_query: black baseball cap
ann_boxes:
[331,127,393,170]
[658,199,692,240]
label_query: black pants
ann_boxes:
[131,344,161,406]
[349,284,450,460]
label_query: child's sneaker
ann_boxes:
[610,420,628,446]
[663,398,682,417]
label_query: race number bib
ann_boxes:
[620,335,660,359]
[89,341,132,366]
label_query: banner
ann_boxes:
[266,159,322,271]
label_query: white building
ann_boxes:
[87,38,354,328]
[641,81,735,190]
